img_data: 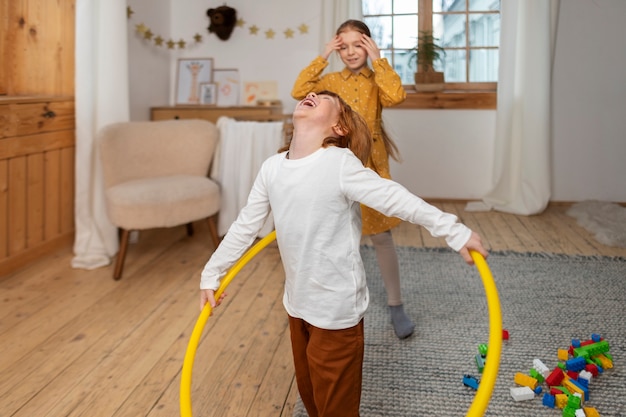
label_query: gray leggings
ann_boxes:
[369,230,402,306]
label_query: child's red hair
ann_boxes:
[280,90,372,165]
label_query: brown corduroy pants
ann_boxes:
[288,316,364,417]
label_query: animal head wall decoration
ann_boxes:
[206,5,237,41]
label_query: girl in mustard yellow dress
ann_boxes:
[291,20,414,339]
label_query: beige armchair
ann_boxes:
[98,119,221,280]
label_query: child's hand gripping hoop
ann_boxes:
[179,237,502,417]
[180,230,278,417]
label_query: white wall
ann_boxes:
[385,109,496,199]
[128,0,321,119]
[551,0,626,202]
[127,0,626,202]
[127,0,171,121]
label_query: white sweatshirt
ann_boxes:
[200,146,471,330]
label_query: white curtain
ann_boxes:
[71,0,130,269]
[466,0,560,215]
[320,0,363,72]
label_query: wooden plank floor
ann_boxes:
[1,202,625,417]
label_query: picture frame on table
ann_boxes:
[213,68,240,106]
[199,82,217,105]
[175,58,213,105]
[242,81,278,105]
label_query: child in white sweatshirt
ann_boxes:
[199,90,488,417]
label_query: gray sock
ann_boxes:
[389,304,415,339]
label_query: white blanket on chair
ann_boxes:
[212,117,284,237]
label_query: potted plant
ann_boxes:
[414,31,446,92]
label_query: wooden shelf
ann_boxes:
[150,105,284,123]
[393,90,497,110]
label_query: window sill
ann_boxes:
[393,89,497,110]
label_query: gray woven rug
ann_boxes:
[293,247,626,417]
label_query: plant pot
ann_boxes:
[414,71,445,92]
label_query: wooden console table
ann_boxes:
[150,105,283,123]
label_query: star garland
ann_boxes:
[127,6,309,50]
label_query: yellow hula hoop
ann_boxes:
[179,237,502,417]
[466,250,502,417]
[180,230,277,417]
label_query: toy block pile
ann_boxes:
[510,334,612,416]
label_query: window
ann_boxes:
[363,0,500,91]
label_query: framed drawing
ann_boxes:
[243,81,278,105]
[213,68,239,106]
[175,58,213,105]
[199,83,217,105]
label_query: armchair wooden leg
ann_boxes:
[207,214,221,249]
[186,223,194,236]
[114,229,131,280]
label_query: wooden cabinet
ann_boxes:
[1,0,75,96]
[0,96,75,275]
[0,97,75,275]
[0,0,75,276]
[151,105,284,123]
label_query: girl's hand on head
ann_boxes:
[360,34,381,61]
[323,35,343,60]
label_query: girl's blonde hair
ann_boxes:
[280,90,372,165]
[335,19,402,163]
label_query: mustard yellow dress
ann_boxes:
[291,56,407,235]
